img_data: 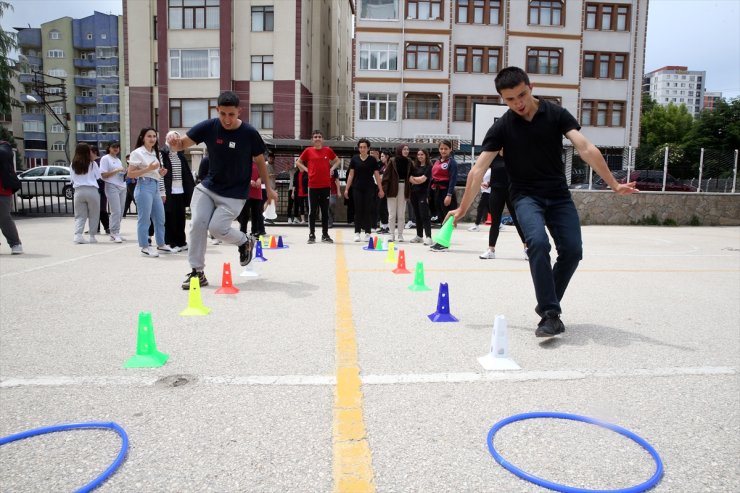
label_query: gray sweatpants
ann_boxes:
[73,186,100,236]
[0,195,21,246]
[105,183,127,235]
[188,184,247,271]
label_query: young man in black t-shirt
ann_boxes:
[167,91,278,289]
[449,67,638,337]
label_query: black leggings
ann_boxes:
[353,187,375,234]
[293,194,306,218]
[488,188,526,247]
[308,187,330,236]
[410,190,432,239]
[433,187,457,224]
[475,191,490,225]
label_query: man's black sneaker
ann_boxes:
[430,242,448,252]
[181,269,208,290]
[321,235,334,243]
[307,234,316,244]
[535,314,565,337]
[238,236,255,266]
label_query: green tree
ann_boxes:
[640,102,695,149]
[0,1,18,115]
[684,98,740,152]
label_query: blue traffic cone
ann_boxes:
[254,241,267,262]
[428,282,459,322]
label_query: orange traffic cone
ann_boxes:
[269,235,277,249]
[215,262,239,294]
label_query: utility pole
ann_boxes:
[29,70,71,163]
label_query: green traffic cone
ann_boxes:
[433,216,455,248]
[408,261,431,291]
[123,312,169,368]
[375,237,384,251]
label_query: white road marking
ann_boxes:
[0,245,133,278]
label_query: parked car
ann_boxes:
[571,170,696,192]
[17,165,74,200]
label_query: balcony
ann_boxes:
[75,96,97,105]
[99,95,119,104]
[74,58,96,69]
[19,73,43,84]
[23,132,47,141]
[76,132,98,142]
[74,77,96,87]
[22,113,45,122]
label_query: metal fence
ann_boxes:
[12,179,138,216]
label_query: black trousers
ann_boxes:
[433,187,457,224]
[410,190,432,239]
[353,187,375,234]
[475,191,491,225]
[237,198,265,235]
[164,193,188,248]
[308,187,330,236]
[488,187,526,247]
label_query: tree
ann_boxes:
[640,102,694,149]
[0,1,18,115]
[684,98,740,152]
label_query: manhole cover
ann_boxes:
[155,374,196,388]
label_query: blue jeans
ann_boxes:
[133,177,165,248]
[513,195,583,315]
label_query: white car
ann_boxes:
[18,165,75,200]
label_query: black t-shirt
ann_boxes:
[349,155,380,190]
[395,156,410,183]
[481,99,580,199]
[187,118,266,199]
[409,163,432,194]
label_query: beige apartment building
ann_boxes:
[354,0,647,155]
[123,0,354,153]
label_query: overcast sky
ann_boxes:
[2,0,738,98]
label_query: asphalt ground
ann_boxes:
[0,215,738,492]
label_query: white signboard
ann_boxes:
[472,103,508,147]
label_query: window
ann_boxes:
[251,56,274,81]
[49,30,60,40]
[585,3,630,31]
[456,0,502,24]
[583,52,628,79]
[168,0,220,29]
[97,47,118,58]
[250,104,274,129]
[406,0,442,20]
[359,93,398,121]
[453,94,499,121]
[359,43,398,71]
[169,98,218,127]
[405,43,442,70]
[23,120,45,133]
[86,33,93,40]
[581,100,624,127]
[404,93,441,119]
[48,68,67,77]
[76,122,98,133]
[528,1,563,26]
[47,49,64,58]
[51,104,64,115]
[454,46,500,73]
[252,6,274,31]
[101,33,107,39]
[359,0,399,19]
[98,103,119,114]
[97,66,119,77]
[526,47,562,75]
[51,141,66,151]
[538,95,562,105]
[50,124,64,133]
[169,49,219,79]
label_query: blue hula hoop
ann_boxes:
[487,412,663,493]
[0,421,129,493]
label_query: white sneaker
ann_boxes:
[180,243,189,251]
[157,244,176,253]
[499,224,505,230]
[10,244,23,254]
[397,235,405,242]
[111,235,123,243]
[409,236,422,243]
[74,234,88,244]
[388,235,395,243]
[287,218,293,224]
[468,225,480,232]
[88,235,98,243]
[405,221,416,229]
[524,248,529,260]
[423,237,432,246]
[141,246,159,257]
[354,232,361,242]
[211,237,222,245]
[479,249,496,259]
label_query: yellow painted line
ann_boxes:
[333,231,376,492]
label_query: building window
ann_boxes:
[406,0,442,20]
[51,141,66,151]
[97,66,119,77]
[251,56,274,81]
[169,98,218,127]
[47,49,64,58]
[50,124,64,133]
[581,100,624,127]
[359,93,398,121]
[583,52,628,79]
[359,0,399,19]
[538,95,562,105]
[454,46,500,73]
[250,104,273,130]
[168,0,220,30]
[585,3,630,31]
[526,47,562,75]
[48,68,67,77]
[456,0,502,24]
[86,33,93,40]
[453,94,499,121]
[359,43,398,71]
[23,120,45,133]
[169,49,219,79]
[252,6,274,31]
[49,30,60,40]
[405,43,442,70]
[97,47,118,58]
[404,93,441,119]
[528,1,563,26]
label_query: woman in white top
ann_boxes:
[99,141,127,242]
[127,127,171,257]
[70,142,102,244]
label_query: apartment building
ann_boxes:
[354,0,647,153]
[124,0,354,155]
[703,91,722,112]
[16,12,124,168]
[644,65,706,118]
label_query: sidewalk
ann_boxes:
[1,216,738,492]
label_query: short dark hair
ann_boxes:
[217,91,240,107]
[311,130,323,138]
[494,67,530,94]
[357,138,371,148]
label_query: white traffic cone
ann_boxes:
[478,315,520,370]
[239,262,260,278]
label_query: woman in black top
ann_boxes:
[344,138,384,242]
[408,148,433,245]
[382,144,411,242]
[161,136,195,251]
